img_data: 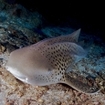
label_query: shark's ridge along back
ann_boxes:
[30,29,81,50]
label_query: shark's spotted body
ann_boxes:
[6,29,99,93]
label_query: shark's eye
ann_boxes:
[48,68,51,71]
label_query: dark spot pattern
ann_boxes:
[37,42,77,83]
[28,29,80,84]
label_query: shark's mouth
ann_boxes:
[13,73,28,83]
[6,66,28,83]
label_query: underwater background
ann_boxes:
[0,0,105,104]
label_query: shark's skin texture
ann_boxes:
[6,29,99,94]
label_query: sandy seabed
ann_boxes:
[0,50,105,105]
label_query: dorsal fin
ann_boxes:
[44,28,81,44]
[33,29,81,50]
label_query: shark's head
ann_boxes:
[6,46,54,85]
